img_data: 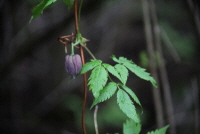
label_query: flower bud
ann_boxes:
[65,54,82,78]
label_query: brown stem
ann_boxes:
[141,0,164,128]
[74,0,87,134]
[149,0,176,133]
[74,0,79,33]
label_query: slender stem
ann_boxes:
[74,0,87,134]
[78,0,83,31]
[81,44,96,60]
[80,46,87,134]
[74,0,79,33]
[94,105,99,134]
[141,0,164,128]
[149,0,176,133]
[71,43,74,55]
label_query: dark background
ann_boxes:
[0,0,200,134]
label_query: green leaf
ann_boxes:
[63,0,74,10]
[123,119,141,134]
[30,0,57,22]
[91,82,117,108]
[80,60,102,74]
[111,55,133,64]
[117,89,139,123]
[121,85,142,107]
[124,63,157,87]
[103,63,121,82]
[115,64,128,85]
[88,65,108,98]
[111,55,157,87]
[147,125,169,134]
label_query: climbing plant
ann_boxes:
[30,0,169,134]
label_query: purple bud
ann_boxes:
[65,54,82,78]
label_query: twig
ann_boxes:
[141,0,164,128]
[94,105,99,134]
[160,27,181,63]
[149,0,176,133]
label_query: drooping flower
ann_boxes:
[65,54,82,78]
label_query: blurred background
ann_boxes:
[0,0,200,134]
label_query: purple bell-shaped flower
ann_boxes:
[65,54,82,78]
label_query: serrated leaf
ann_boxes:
[123,119,141,134]
[115,64,128,85]
[147,125,169,134]
[30,0,57,22]
[117,89,139,123]
[121,85,142,108]
[103,63,122,82]
[88,65,108,98]
[111,55,133,64]
[63,0,74,10]
[80,60,102,74]
[124,63,157,87]
[91,82,117,109]
[111,56,157,87]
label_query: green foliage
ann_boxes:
[111,55,157,87]
[103,63,122,83]
[88,65,108,98]
[117,89,139,123]
[115,64,128,85]
[147,125,169,134]
[120,85,142,108]
[80,56,157,123]
[81,59,102,74]
[63,0,74,10]
[123,119,141,134]
[91,82,117,108]
[30,0,57,22]
[30,0,74,22]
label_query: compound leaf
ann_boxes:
[117,89,139,123]
[63,0,74,10]
[30,0,57,22]
[91,82,117,109]
[123,119,141,134]
[88,65,108,98]
[80,60,102,74]
[115,64,128,85]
